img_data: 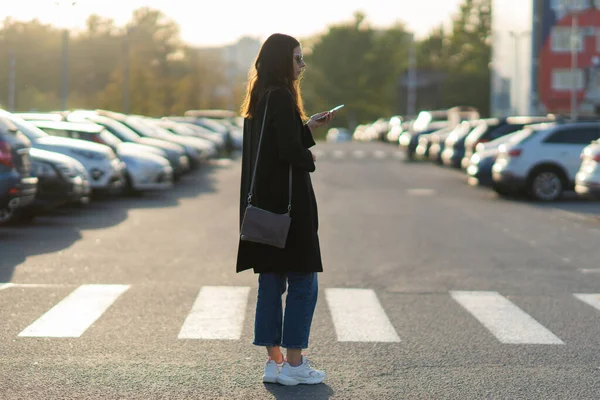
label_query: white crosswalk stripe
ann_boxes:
[332,150,345,158]
[0,283,12,291]
[178,286,250,340]
[325,288,400,342]
[450,290,564,344]
[4,284,600,345]
[574,293,600,312]
[313,149,401,160]
[18,284,130,338]
[373,150,387,159]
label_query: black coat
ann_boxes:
[236,87,323,274]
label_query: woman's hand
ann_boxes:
[307,110,336,132]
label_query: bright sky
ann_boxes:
[5,0,462,47]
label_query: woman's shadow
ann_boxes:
[264,383,335,399]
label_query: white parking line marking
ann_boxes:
[332,150,345,159]
[19,284,130,338]
[407,188,436,196]
[373,150,386,159]
[578,269,600,274]
[178,286,250,340]
[0,283,64,290]
[0,283,12,291]
[352,150,366,158]
[450,291,563,344]
[574,294,600,312]
[325,288,400,342]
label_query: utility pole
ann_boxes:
[123,27,132,114]
[570,11,579,121]
[509,31,530,115]
[407,33,417,117]
[8,50,16,112]
[60,29,69,110]
[55,1,77,110]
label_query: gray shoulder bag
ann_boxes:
[240,91,292,249]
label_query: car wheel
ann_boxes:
[528,169,564,201]
[0,207,14,226]
[125,173,142,197]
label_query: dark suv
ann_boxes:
[0,116,38,225]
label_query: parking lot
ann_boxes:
[2,140,600,399]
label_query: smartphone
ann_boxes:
[316,104,344,121]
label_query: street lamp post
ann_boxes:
[54,1,77,110]
[570,11,579,121]
[123,27,133,114]
[406,33,417,117]
[509,31,530,115]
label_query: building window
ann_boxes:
[551,69,585,91]
[551,26,583,52]
[595,0,600,8]
[552,0,591,12]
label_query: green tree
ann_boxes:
[442,0,492,115]
[302,12,410,134]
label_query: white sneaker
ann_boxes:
[262,358,283,383]
[277,356,326,386]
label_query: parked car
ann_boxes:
[461,116,556,169]
[575,140,600,199]
[326,128,352,142]
[466,131,522,187]
[428,127,455,164]
[0,115,37,225]
[386,116,405,143]
[156,119,225,151]
[144,117,218,160]
[14,148,91,220]
[180,110,243,153]
[3,112,125,194]
[492,122,600,201]
[30,121,174,193]
[400,106,479,160]
[441,120,483,168]
[65,111,190,180]
[19,113,168,160]
[95,111,204,169]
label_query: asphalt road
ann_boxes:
[1,140,600,400]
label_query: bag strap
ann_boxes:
[247,90,293,214]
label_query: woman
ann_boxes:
[236,33,336,386]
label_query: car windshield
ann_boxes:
[94,117,141,142]
[99,129,123,147]
[7,116,48,140]
[510,126,545,145]
[198,118,228,134]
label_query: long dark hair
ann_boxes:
[240,33,307,120]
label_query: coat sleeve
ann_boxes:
[270,89,316,172]
[302,124,317,148]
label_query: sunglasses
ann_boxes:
[294,54,304,65]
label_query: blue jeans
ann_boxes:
[253,272,318,349]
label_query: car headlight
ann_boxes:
[71,149,105,160]
[56,163,78,179]
[31,161,58,178]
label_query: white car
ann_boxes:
[575,140,600,199]
[326,128,352,142]
[3,112,126,193]
[30,120,174,193]
[492,122,600,201]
